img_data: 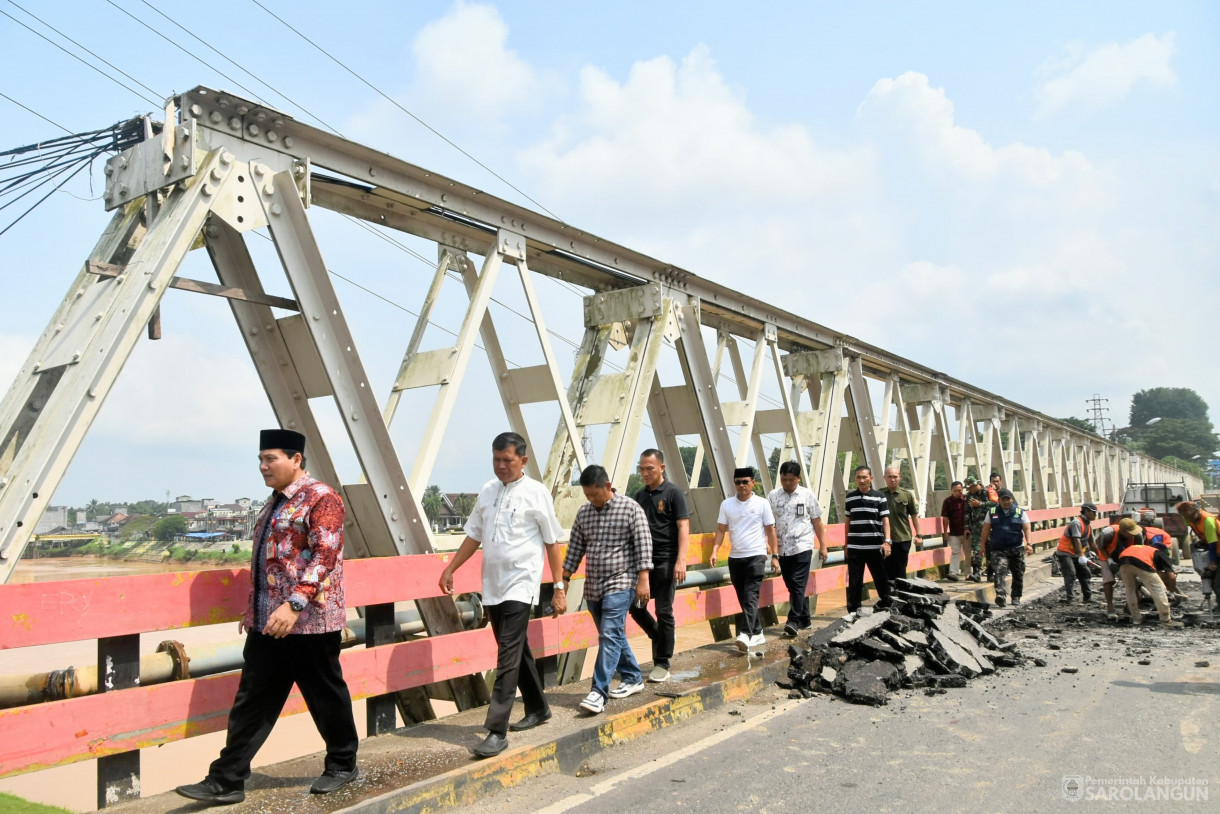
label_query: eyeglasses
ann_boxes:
[733,478,752,485]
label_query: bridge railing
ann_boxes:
[0,503,1103,800]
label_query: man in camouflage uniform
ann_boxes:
[963,477,994,582]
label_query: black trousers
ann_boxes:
[846,547,892,613]
[629,559,677,668]
[484,600,548,736]
[1054,552,1092,600]
[778,550,814,627]
[885,539,912,581]
[728,555,766,637]
[209,631,357,790]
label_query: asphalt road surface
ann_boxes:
[464,576,1220,814]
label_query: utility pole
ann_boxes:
[1085,394,1112,437]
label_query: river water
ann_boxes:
[0,557,383,812]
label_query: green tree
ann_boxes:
[625,473,644,497]
[452,493,476,522]
[678,446,714,488]
[1131,387,1209,425]
[154,514,188,542]
[1058,416,1099,435]
[1162,456,1205,480]
[1140,418,1219,462]
[421,485,444,526]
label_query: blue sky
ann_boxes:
[1,1,1216,505]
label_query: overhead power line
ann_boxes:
[2,3,161,107]
[247,0,563,221]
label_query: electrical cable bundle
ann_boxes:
[0,118,143,238]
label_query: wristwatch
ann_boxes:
[554,581,566,592]
[288,595,308,612]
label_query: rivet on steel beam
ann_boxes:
[262,183,274,196]
[189,104,202,117]
[266,131,278,143]
[118,184,128,196]
[368,167,376,177]
[256,111,267,122]
[209,110,222,124]
[284,136,295,148]
[31,363,40,372]
[391,512,398,521]
[312,313,320,321]
[236,105,249,115]
[351,411,358,421]
[288,420,298,428]
[104,163,115,176]
[270,203,282,216]
[229,117,241,131]
[247,124,261,137]
[203,183,215,196]
[293,164,305,176]
[95,313,103,321]
[210,167,224,182]
[179,155,191,169]
[253,164,265,176]
[220,152,233,166]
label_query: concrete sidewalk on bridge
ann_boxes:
[107,555,1053,814]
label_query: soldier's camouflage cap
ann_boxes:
[964,477,979,486]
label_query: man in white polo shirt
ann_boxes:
[710,467,778,652]
[439,432,566,759]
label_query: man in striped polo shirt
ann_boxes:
[844,465,893,618]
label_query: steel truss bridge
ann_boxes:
[0,87,1200,807]
[0,86,1198,588]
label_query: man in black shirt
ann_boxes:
[844,465,892,618]
[630,449,690,682]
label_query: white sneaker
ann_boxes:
[748,633,766,648]
[608,681,645,699]
[734,633,750,652]
[578,691,605,714]
[842,612,858,623]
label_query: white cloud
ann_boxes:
[1035,33,1176,118]
[407,1,555,122]
[519,45,889,298]
[92,333,271,447]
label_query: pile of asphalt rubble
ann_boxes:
[780,577,1033,706]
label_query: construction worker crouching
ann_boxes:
[1115,518,1183,628]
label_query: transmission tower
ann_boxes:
[1085,394,1113,437]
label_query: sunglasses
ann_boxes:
[733,478,752,485]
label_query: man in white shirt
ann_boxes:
[439,432,566,759]
[710,467,778,652]
[767,461,828,637]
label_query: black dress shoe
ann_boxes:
[472,732,508,758]
[508,710,552,732]
[310,766,359,794]
[175,778,245,805]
